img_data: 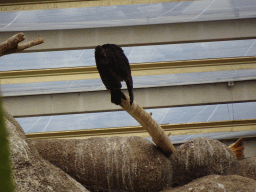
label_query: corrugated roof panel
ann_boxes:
[1,39,256,71]
[16,102,256,133]
[1,0,255,31]
[2,69,256,96]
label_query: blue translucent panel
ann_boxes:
[1,39,256,71]
[16,102,256,133]
[0,0,255,31]
[0,49,95,71]
[2,69,256,97]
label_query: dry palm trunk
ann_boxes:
[0,32,44,57]
[120,93,176,154]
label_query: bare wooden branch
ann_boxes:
[16,38,44,52]
[0,33,44,57]
[120,93,176,154]
[229,138,244,160]
[0,33,25,56]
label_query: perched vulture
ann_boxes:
[95,44,134,105]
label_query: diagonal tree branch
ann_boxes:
[120,92,176,154]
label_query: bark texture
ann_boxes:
[169,137,240,186]
[162,175,256,192]
[0,33,44,56]
[239,157,256,180]
[4,110,89,192]
[0,33,25,55]
[31,136,173,192]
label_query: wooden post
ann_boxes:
[120,93,176,154]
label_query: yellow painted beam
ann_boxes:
[1,56,256,85]
[25,119,256,139]
[0,0,196,12]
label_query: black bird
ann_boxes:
[95,44,134,105]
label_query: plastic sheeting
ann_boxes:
[1,0,256,31]
[16,102,256,133]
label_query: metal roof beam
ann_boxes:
[3,80,256,117]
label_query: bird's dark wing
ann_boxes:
[95,44,134,105]
[95,45,122,90]
[126,78,134,105]
[102,44,134,105]
[102,44,131,80]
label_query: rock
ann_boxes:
[161,175,256,192]
[239,157,256,180]
[169,137,239,186]
[4,110,89,192]
[31,136,172,192]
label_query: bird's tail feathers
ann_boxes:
[111,89,126,105]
